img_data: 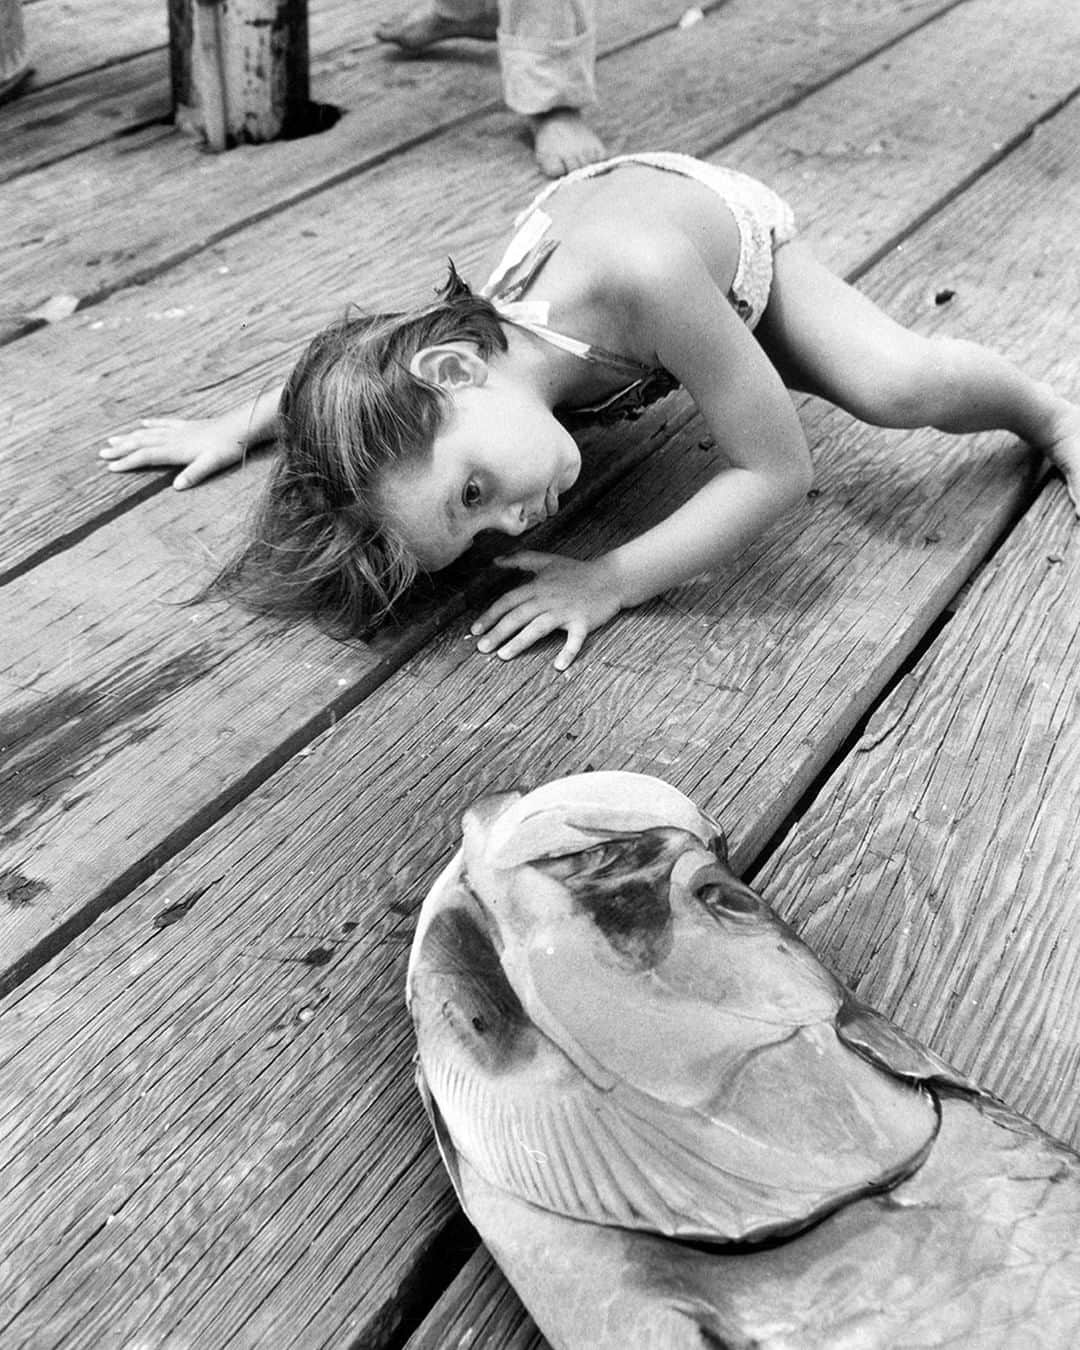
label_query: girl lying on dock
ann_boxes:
[101,152,1080,671]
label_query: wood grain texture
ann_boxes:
[405,1247,543,1350]
[1,0,361,183]
[754,484,1080,1146]
[20,0,166,88]
[3,84,1079,1343]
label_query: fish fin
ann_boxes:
[424,1038,771,1240]
[421,1017,938,1245]
[837,998,984,1097]
[415,1057,466,1205]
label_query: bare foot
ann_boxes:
[1041,396,1080,516]
[531,109,606,178]
[375,4,496,51]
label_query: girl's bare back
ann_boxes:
[477,164,746,370]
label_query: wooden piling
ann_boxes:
[0,0,29,102]
[169,0,310,148]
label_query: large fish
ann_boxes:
[407,772,1080,1348]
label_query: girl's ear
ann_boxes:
[409,344,488,390]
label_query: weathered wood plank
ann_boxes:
[0,0,361,183]
[2,86,1078,1347]
[0,0,709,310]
[3,0,1073,986]
[20,0,166,88]
[754,484,1080,1145]
[406,1248,542,1350]
[1,53,172,184]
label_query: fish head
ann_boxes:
[409,773,941,1248]
[458,771,770,950]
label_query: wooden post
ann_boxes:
[169,0,310,149]
[0,0,30,103]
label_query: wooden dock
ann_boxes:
[3,0,1079,1344]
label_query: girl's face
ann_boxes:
[381,373,581,571]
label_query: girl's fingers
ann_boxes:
[472,584,537,635]
[553,620,588,672]
[495,614,561,661]
[494,551,556,572]
[173,450,225,489]
[475,599,542,651]
[103,447,178,471]
[100,433,169,460]
[100,435,146,457]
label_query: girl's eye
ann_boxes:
[462,481,483,509]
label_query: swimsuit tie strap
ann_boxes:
[481,210,558,304]
[481,207,659,380]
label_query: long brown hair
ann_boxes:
[209,264,507,637]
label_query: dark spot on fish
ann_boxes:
[341,920,358,933]
[421,906,537,1072]
[538,829,683,968]
[1,868,49,909]
[152,886,208,928]
[934,288,956,305]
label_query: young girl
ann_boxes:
[101,152,1080,671]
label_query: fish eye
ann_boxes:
[691,865,760,916]
[462,480,482,509]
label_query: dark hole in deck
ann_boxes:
[280,100,344,141]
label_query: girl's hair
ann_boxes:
[210,264,507,637]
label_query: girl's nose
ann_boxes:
[497,502,531,535]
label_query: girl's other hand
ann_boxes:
[99,417,245,490]
[471,551,623,672]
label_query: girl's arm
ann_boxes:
[604,237,812,600]
[99,383,284,490]
[474,233,813,669]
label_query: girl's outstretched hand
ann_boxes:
[99,417,246,490]
[471,551,623,672]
